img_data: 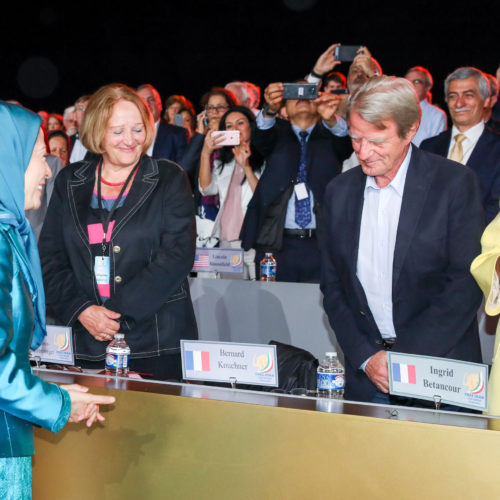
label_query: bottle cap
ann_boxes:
[326,351,337,356]
[114,333,124,339]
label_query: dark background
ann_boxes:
[1,0,498,114]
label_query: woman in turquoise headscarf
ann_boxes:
[0,102,116,499]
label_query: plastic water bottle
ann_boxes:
[260,253,276,281]
[317,351,344,399]
[105,333,130,377]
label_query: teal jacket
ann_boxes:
[0,223,70,457]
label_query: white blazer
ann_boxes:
[199,157,264,239]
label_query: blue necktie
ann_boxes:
[295,130,311,227]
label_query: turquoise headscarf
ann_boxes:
[0,102,47,349]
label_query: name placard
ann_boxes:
[181,340,278,387]
[30,325,74,365]
[388,352,488,411]
[192,247,244,274]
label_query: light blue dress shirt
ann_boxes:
[256,111,348,229]
[412,99,447,147]
[356,146,413,367]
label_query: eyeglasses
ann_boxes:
[76,105,87,112]
[205,105,229,113]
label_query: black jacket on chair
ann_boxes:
[39,156,198,361]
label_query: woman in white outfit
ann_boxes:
[199,106,264,279]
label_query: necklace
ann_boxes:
[101,177,126,186]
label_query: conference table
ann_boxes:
[33,368,500,499]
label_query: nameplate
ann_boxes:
[181,340,278,387]
[30,326,74,365]
[192,247,244,274]
[388,352,488,411]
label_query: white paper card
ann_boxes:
[294,182,308,200]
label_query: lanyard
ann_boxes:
[97,158,140,255]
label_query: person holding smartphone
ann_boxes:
[199,106,264,279]
[180,88,237,250]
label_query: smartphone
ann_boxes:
[174,113,183,127]
[211,130,240,146]
[334,45,363,62]
[283,83,318,100]
[329,88,349,95]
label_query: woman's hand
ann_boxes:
[78,305,121,341]
[234,141,259,193]
[199,130,225,192]
[202,129,225,155]
[196,110,208,135]
[61,384,116,428]
[233,141,251,167]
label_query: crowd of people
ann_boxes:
[13,46,500,285]
[2,42,500,494]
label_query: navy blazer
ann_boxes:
[152,121,188,164]
[39,156,197,361]
[420,127,500,223]
[240,118,352,251]
[320,147,483,402]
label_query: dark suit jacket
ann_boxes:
[320,147,483,402]
[178,132,205,204]
[486,117,500,134]
[152,121,188,164]
[39,156,197,361]
[240,118,352,251]
[420,126,500,223]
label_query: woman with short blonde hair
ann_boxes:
[40,83,198,381]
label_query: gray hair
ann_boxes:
[63,106,75,119]
[485,74,499,97]
[346,76,421,139]
[444,67,490,101]
[406,66,433,87]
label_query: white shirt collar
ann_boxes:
[451,121,484,143]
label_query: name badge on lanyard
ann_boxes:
[94,256,110,286]
[294,182,309,200]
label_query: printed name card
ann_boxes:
[388,352,488,411]
[192,247,244,274]
[30,326,74,365]
[181,340,278,387]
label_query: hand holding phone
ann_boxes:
[282,83,319,100]
[211,130,240,146]
[174,113,183,127]
[263,82,285,114]
[334,45,364,62]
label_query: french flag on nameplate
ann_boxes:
[392,363,417,384]
[186,350,210,372]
